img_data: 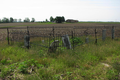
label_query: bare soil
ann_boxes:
[0,22,120,28]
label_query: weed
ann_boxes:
[70,37,83,45]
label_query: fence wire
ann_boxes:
[0,26,120,50]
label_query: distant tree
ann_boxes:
[61,16,65,22]
[50,16,54,22]
[6,18,9,23]
[31,18,35,22]
[14,19,17,22]
[24,18,30,22]
[46,19,48,22]
[0,19,1,23]
[10,17,14,23]
[2,17,9,23]
[18,19,22,22]
[55,16,62,23]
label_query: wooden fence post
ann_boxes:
[112,26,115,39]
[7,28,10,45]
[72,31,74,49]
[102,29,106,41]
[95,29,97,44]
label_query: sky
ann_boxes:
[0,0,120,22]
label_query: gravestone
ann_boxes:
[102,29,106,41]
[24,35,30,49]
[62,34,72,49]
[42,40,44,43]
[85,37,89,43]
[111,26,115,39]
[48,40,59,53]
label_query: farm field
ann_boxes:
[0,22,120,28]
[0,22,120,80]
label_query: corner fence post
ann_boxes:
[95,29,97,44]
[7,28,10,45]
[112,26,115,39]
[102,29,106,41]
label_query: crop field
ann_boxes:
[0,22,120,80]
[0,22,120,28]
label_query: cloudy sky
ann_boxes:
[0,0,120,22]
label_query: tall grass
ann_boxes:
[0,38,120,80]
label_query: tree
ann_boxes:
[46,19,48,22]
[0,19,1,23]
[31,18,35,22]
[2,17,9,23]
[55,16,62,23]
[10,17,14,23]
[24,18,30,22]
[61,16,65,22]
[18,19,21,22]
[14,19,17,22]
[50,16,54,22]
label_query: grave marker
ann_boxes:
[62,34,72,49]
[102,29,106,41]
[24,35,30,49]
[48,40,59,53]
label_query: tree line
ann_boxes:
[0,16,65,23]
[49,16,65,23]
[0,17,35,23]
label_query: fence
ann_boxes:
[0,26,120,52]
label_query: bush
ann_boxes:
[71,37,83,45]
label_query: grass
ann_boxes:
[78,22,120,24]
[0,37,120,80]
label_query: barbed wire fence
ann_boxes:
[0,26,119,52]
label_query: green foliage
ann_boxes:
[24,17,30,22]
[71,37,83,45]
[106,69,118,80]
[0,67,10,78]
[10,17,14,23]
[50,16,54,22]
[0,59,8,65]
[2,17,10,23]
[31,18,35,22]
[55,16,65,23]
[1,37,120,79]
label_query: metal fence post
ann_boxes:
[102,29,106,41]
[112,26,115,39]
[7,28,10,45]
